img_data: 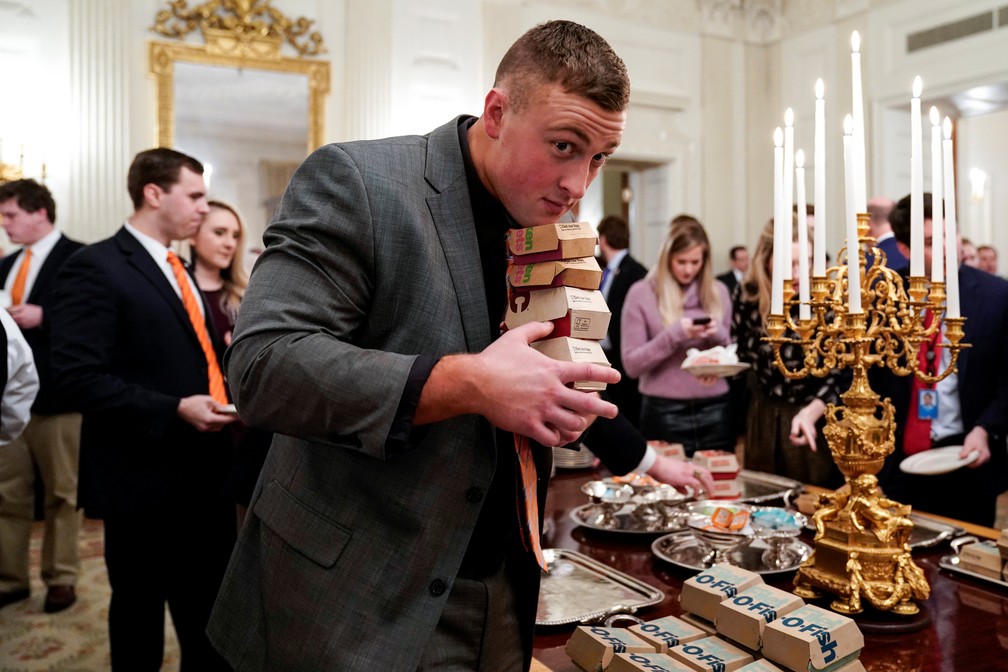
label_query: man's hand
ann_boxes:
[178,395,238,432]
[417,321,620,447]
[962,425,990,467]
[8,303,43,330]
[647,455,715,495]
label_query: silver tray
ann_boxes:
[938,554,1008,590]
[906,513,965,549]
[569,504,688,535]
[651,530,812,575]
[735,470,803,504]
[536,548,665,626]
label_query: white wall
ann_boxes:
[958,109,1008,254]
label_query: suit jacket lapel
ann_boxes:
[425,119,492,352]
[114,227,210,351]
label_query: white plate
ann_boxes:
[899,446,978,475]
[681,362,750,378]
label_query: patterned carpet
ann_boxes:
[0,518,180,671]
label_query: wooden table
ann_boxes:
[532,469,1008,672]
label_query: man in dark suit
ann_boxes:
[207,20,625,672]
[875,193,1008,527]
[49,149,237,670]
[716,245,748,295]
[597,214,648,425]
[0,179,83,613]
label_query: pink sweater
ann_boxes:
[620,277,732,400]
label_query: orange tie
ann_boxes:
[167,251,229,404]
[10,249,32,305]
[515,434,548,571]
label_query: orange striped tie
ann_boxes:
[167,251,229,405]
[515,434,548,571]
[11,249,32,305]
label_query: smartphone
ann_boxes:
[692,316,712,325]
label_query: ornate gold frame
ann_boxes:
[147,0,330,153]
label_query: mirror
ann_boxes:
[147,1,329,254]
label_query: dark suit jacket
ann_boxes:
[605,252,648,375]
[716,270,740,295]
[208,118,547,671]
[0,234,84,413]
[865,235,908,271]
[48,227,232,520]
[875,265,1008,510]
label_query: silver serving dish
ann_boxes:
[536,548,665,626]
[937,535,1008,590]
[750,506,808,569]
[735,470,803,504]
[569,504,687,535]
[684,500,755,565]
[652,530,813,575]
[575,478,695,533]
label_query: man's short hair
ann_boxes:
[889,192,932,247]
[729,245,746,260]
[597,215,629,250]
[494,20,630,114]
[978,244,998,258]
[0,179,56,223]
[127,148,204,210]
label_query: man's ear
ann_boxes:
[142,183,163,209]
[483,88,506,139]
[896,240,910,259]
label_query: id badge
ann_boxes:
[917,389,938,420]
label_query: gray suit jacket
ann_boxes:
[208,118,543,670]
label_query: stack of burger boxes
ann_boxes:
[692,450,743,499]
[505,222,611,391]
[566,563,866,672]
[956,537,1007,581]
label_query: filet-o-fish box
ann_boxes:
[667,635,755,671]
[507,256,603,290]
[505,286,611,340]
[531,337,611,391]
[760,604,863,672]
[680,563,764,623]
[629,614,707,653]
[715,584,804,651]
[565,625,656,672]
[608,651,694,672]
[508,221,598,263]
[737,660,786,671]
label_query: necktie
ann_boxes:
[600,266,611,300]
[167,251,229,405]
[11,249,32,305]
[902,309,940,456]
[514,434,548,571]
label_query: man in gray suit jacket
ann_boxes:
[208,20,629,672]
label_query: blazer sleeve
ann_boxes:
[225,144,419,458]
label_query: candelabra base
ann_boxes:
[794,495,930,616]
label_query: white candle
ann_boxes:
[783,108,795,281]
[929,106,944,284]
[772,127,785,316]
[943,117,961,318]
[795,149,811,320]
[851,31,867,214]
[814,79,826,276]
[910,76,924,276]
[843,115,862,313]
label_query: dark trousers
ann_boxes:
[104,504,234,672]
[640,393,733,456]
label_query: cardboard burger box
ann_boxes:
[692,450,741,479]
[680,563,764,623]
[997,528,1008,560]
[959,540,1006,580]
[629,614,708,653]
[509,221,598,263]
[608,651,695,672]
[715,584,805,651]
[505,286,611,341]
[649,441,687,461]
[531,337,611,391]
[707,479,743,500]
[667,635,755,671]
[508,256,603,291]
[566,625,657,672]
[760,604,864,672]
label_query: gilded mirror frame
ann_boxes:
[148,40,330,154]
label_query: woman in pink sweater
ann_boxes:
[621,216,733,456]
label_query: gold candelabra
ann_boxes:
[765,212,968,616]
